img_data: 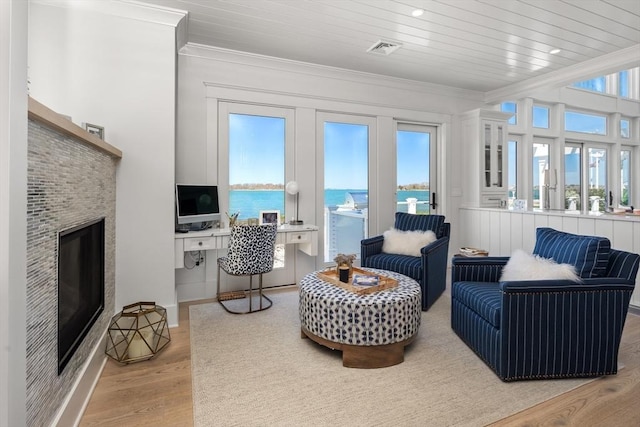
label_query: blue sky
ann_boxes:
[229,115,430,189]
[229,114,284,185]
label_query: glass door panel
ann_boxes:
[532,142,549,209]
[507,138,518,201]
[323,121,369,263]
[621,149,631,206]
[564,145,581,211]
[219,102,294,286]
[588,147,607,212]
[396,123,436,214]
[228,113,285,220]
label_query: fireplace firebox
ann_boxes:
[57,218,105,375]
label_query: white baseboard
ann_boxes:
[50,330,108,427]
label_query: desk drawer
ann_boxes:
[286,231,311,244]
[184,236,216,251]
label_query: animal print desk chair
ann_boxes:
[217,223,278,314]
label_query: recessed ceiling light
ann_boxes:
[412,9,424,17]
[549,48,561,54]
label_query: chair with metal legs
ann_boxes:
[216,223,278,314]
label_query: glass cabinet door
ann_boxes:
[496,123,504,188]
[484,123,491,188]
[482,120,506,191]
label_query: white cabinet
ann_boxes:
[482,119,507,193]
[460,109,513,208]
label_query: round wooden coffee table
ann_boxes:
[299,268,421,368]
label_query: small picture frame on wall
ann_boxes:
[83,123,105,140]
[259,210,280,225]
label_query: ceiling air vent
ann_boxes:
[366,40,402,56]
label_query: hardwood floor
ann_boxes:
[80,298,640,426]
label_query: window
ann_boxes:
[396,123,436,215]
[572,76,606,93]
[621,119,630,139]
[568,67,638,100]
[619,70,629,98]
[533,105,549,128]
[621,148,631,207]
[564,111,607,135]
[564,145,581,211]
[228,113,285,219]
[219,102,295,276]
[320,115,374,262]
[532,142,549,209]
[507,138,518,201]
[501,102,517,125]
[563,144,609,212]
[588,148,607,212]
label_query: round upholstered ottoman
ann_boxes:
[299,268,421,368]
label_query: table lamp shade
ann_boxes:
[285,180,299,195]
[285,181,303,225]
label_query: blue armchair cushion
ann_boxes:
[364,253,422,279]
[394,212,445,237]
[532,227,610,278]
[451,282,502,328]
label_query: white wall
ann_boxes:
[174,44,486,300]
[1,1,28,425]
[28,2,182,325]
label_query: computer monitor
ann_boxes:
[175,184,220,228]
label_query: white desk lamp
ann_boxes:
[285,181,303,225]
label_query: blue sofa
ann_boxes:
[451,228,639,381]
[361,212,450,311]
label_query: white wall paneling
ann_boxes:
[509,212,524,253]
[562,216,579,234]
[498,211,511,256]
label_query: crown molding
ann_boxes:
[485,45,640,104]
[31,0,187,27]
[181,43,485,102]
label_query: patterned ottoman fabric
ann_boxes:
[299,268,421,346]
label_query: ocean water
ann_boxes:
[229,189,430,219]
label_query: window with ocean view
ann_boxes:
[224,107,293,272]
[396,123,435,215]
[322,118,371,263]
[563,143,609,212]
[228,113,285,219]
[532,141,549,209]
[621,148,631,207]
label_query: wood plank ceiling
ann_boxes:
[141,0,640,93]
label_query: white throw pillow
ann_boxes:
[382,228,437,257]
[500,249,581,282]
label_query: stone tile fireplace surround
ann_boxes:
[26,98,121,426]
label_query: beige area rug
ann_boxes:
[190,289,594,427]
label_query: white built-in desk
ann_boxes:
[174,224,318,269]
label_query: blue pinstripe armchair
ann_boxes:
[451,228,639,382]
[361,212,450,311]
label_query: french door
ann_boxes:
[396,123,438,215]
[317,112,376,264]
[218,102,295,285]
